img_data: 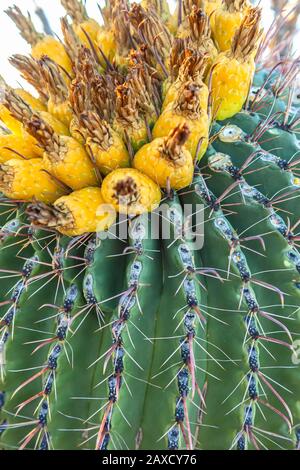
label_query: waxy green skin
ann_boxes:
[0,232,64,448]
[1,66,300,451]
[210,120,300,227]
[139,196,206,450]
[201,163,300,441]
[180,174,248,450]
[106,213,163,450]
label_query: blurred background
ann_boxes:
[0,0,299,88]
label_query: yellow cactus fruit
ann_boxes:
[26,118,99,190]
[0,158,65,203]
[114,83,148,154]
[32,37,73,75]
[61,0,101,45]
[3,88,70,141]
[163,38,187,100]
[186,7,218,73]
[163,50,209,111]
[0,87,46,136]
[212,0,249,51]
[101,168,161,216]
[153,80,209,159]
[113,65,159,152]
[5,6,72,74]
[129,3,173,76]
[204,0,222,23]
[97,29,117,65]
[0,133,43,162]
[39,56,73,127]
[27,187,116,236]
[134,124,194,190]
[210,7,262,120]
[80,112,130,175]
[13,89,46,114]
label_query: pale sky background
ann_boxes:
[0,0,296,89]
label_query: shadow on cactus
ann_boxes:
[0,0,300,451]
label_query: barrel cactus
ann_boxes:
[0,0,299,451]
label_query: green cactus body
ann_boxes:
[139,195,206,450]
[210,122,300,227]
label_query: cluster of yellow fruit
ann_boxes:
[0,0,261,236]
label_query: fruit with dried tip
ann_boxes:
[61,0,101,49]
[101,168,161,215]
[153,80,209,159]
[39,57,73,127]
[0,134,43,162]
[0,158,66,203]
[210,7,262,120]
[163,50,208,111]
[80,112,130,175]
[134,123,194,189]
[5,5,72,74]
[0,87,46,136]
[27,187,116,236]
[211,0,249,51]
[27,119,99,190]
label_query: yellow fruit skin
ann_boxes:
[0,105,23,135]
[43,136,98,190]
[152,109,209,160]
[32,36,73,75]
[87,133,130,176]
[54,187,116,236]
[75,19,101,47]
[97,29,116,65]
[113,120,148,154]
[0,158,64,203]
[0,134,42,162]
[47,100,73,127]
[167,9,178,35]
[16,90,46,112]
[212,8,245,51]
[101,168,161,216]
[0,89,46,135]
[205,0,222,29]
[210,53,254,120]
[134,138,194,190]
[40,111,70,136]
